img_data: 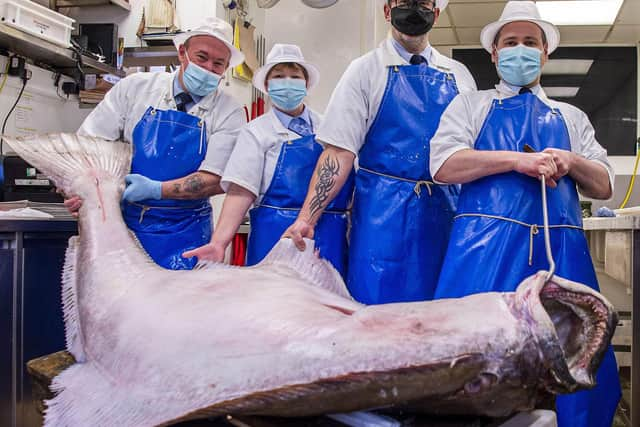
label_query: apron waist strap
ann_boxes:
[128,200,210,223]
[257,203,348,215]
[358,166,434,198]
[454,213,583,266]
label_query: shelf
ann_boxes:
[124,45,178,68]
[0,23,125,77]
[51,0,130,11]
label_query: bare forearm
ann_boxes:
[161,171,223,199]
[435,149,519,184]
[299,145,355,226]
[570,156,612,199]
[212,184,255,246]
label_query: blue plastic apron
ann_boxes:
[434,92,620,427]
[347,62,460,305]
[247,133,354,277]
[122,106,212,270]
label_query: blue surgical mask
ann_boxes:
[268,78,307,112]
[497,45,542,87]
[182,53,222,97]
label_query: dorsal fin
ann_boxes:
[61,236,85,362]
[258,238,353,300]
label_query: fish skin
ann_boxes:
[4,133,617,427]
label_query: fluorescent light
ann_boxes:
[537,0,623,26]
[544,87,580,98]
[543,59,593,75]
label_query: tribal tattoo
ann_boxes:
[309,155,340,218]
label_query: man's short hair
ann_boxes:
[493,22,548,48]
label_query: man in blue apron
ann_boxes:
[183,44,354,276]
[282,0,477,304]
[429,2,620,426]
[64,17,246,270]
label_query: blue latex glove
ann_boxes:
[595,206,616,217]
[122,174,162,202]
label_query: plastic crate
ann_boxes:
[0,0,75,48]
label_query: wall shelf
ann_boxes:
[50,0,131,11]
[0,23,125,77]
[124,46,177,68]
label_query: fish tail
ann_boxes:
[45,362,158,427]
[1,133,131,195]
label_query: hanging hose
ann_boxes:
[618,137,640,209]
[540,175,556,282]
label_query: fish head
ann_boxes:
[514,271,617,394]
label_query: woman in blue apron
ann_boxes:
[431,3,620,425]
[183,44,354,276]
[69,17,247,270]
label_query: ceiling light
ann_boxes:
[543,59,594,75]
[544,87,580,98]
[537,0,623,26]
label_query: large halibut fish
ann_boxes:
[5,133,616,426]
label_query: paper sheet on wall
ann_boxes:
[14,95,36,137]
[232,17,258,82]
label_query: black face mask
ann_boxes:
[390,6,435,36]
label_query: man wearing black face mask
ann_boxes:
[283,0,477,305]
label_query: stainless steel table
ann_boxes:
[0,219,77,427]
[584,215,640,426]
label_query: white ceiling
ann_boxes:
[431,0,640,46]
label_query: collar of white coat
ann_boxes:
[380,37,450,72]
[495,80,555,109]
[496,80,549,100]
[268,105,321,136]
[162,70,221,116]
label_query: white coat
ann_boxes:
[221,106,322,204]
[316,37,477,155]
[429,81,614,191]
[78,70,245,176]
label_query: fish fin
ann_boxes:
[45,361,160,427]
[258,238,353,300]
[61,236,85,362]
[1,133,131,195]
[193,260,238,270]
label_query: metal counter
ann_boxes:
[584,215,640,426]
[0,219,77,427]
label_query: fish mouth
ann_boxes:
[516,272,617,394]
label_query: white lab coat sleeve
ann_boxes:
[220,126,265,197]
[198,103,246,176]
[570,108,615,197]
[315,60,370,155]
[454,65,478,94]
[77,76,131,140]
[429,94,476,184]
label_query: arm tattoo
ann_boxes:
[173,183,181,194]
[309,155,340,218]
[184,175,205,194]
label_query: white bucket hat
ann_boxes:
[253,44,320,94]
[480,1,560,54]
[173,17,245,68]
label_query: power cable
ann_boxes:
[1,75,29,155]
